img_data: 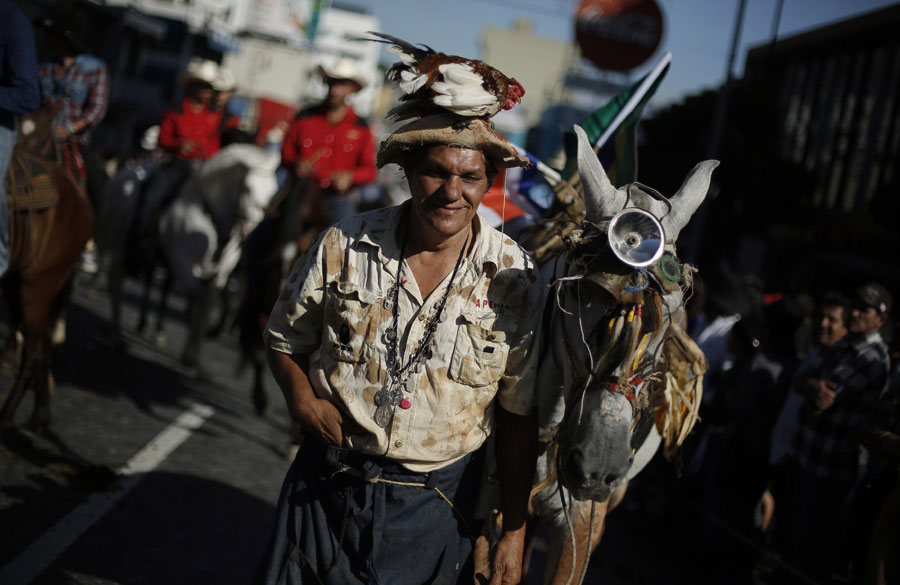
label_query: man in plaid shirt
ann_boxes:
[35,18,108,202]
[779,283,891,585]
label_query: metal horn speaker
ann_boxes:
[607,208,665,267]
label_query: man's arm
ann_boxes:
[0,17,40,115]
[77,64,109,132]
[489,405,537,585]
[267,347,346,446]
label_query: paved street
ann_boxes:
[0,270,768,585]
[0,271,293,585]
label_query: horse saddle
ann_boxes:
[4,152,59,212]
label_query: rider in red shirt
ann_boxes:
[137,59,221,238]
[156,93,221,161]
[281,58,376,224]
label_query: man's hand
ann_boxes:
[489,530,526,585]
[296,396,345,446]
[812,379,837,411]
[178,140,197,157]
[331,170,353,192]
[295,158,315,178]
[52,125,69,142]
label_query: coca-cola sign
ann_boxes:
[575,0,664,72]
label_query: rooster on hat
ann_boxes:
[366,32,526,121]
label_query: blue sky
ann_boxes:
[349,0,899,107]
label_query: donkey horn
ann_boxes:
[575,125,625,223]
[663,160,719,241]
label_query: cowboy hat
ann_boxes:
[316,57,366,89]
[213,67,236,92]
[34,17,88,53]
[176,58,219,86]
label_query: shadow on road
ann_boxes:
[26,471,277,585]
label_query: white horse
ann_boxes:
[475,125,715,584]
[97,143,279,367]
[154,143,280,369]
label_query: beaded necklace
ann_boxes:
[373,229,469,428]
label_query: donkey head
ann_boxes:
[549,125,717,501]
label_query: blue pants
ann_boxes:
[0,124,15,277]
[253,441,480,585]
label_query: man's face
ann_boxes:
[407,146,490,240]
[215,90,232,109]
[818,305,847,346]
[849,302,886,335]
[325,80,358,107]
[188,83,214,105]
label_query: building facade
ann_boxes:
[739,4,900,290]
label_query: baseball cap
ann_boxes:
[855,282,892,315]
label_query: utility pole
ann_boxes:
[682,0,748,263]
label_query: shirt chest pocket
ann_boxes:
[449,312,509,387]
[323,282,384,364]
[65,80,89,105]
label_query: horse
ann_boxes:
[0,110,94,431]
[136,143,280,370]
[474,125,715,584]
[235,175,328,415]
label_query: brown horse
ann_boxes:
[0,109,93,430]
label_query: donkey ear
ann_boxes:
[575,125,625,222]
[663,160,719,241]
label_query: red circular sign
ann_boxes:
[575,0,664,72]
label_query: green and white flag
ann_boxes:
[562,52,672,187]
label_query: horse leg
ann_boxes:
[546,499,610,585]
[105,248,126,348]
[0,274,23,375]
[181,279,213,371]
[0,351,31,429]
[154,266,173,347]
[545,482,627,585]
[136,259,154,336]
[251,352,269,416]
[0,274,59,430]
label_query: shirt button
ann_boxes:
[343,143,353,152]
[394,440,403,448]
[302,138,313,148]
[417,314,425,321]
[324,134,334,143]
[322,148,332,157]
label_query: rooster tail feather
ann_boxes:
[365,31,434,62]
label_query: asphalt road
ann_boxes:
[0,270,293,585]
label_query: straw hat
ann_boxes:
[377,113,529,170]
[316,57,366,89]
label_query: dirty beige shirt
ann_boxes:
[266,202,544,472]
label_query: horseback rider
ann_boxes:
[34,16,108,201]
[211,65,240,140]
[280,57,376,225]
[0,0,40,277]
[255,51,543,585]
[135,58,223,245]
